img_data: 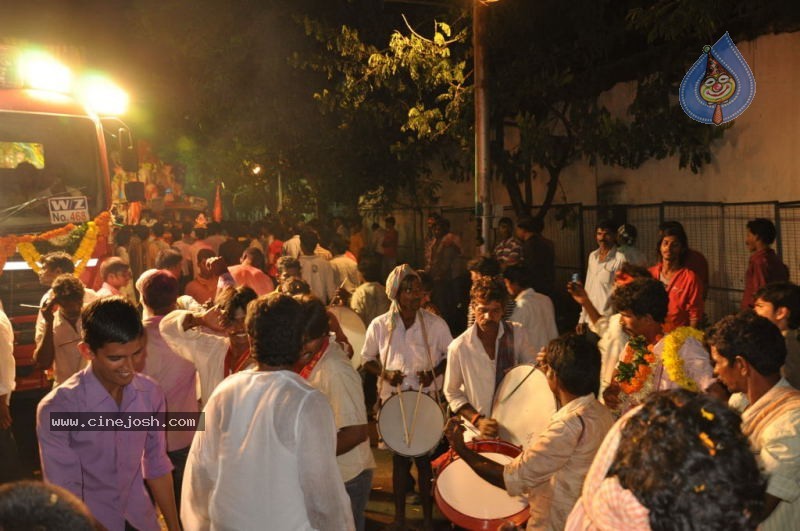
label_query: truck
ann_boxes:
[0,43,135,467]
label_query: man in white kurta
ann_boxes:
[181,368,354,530]
[361,265,452,529]
[181,293,354,531]
[503,265,558,355]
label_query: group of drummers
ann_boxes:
[362,264,587,530]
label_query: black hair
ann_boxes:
[612,278,668,324]
[609,390,765,531]
[497,217,514,229]
[280,278,311,296]
[707,312,786,377]
[617,223,638,246]
[40,252,75,274]
[0,480,99,531]
[52,274,85,303]
[417,269,434,292]
[114,226,132,247]
[330,235,349,256]
[544,333,601,396]
[215,286,258,327]
[467,256,501,277]
[141,270,179,314]
[657,225,689,265]
[242,247,266,270]
[746,218,777,245]
[299,229,319,254]
[246,293,305,366]
[595,218,617,232]
[617,261,652,280]
[155,248,183,270]
[469,276,507,306]
[385,216,396,226]
[298,296,330,342]
[502,264,531,289]
[754,281,800,329]
[357,254,382,283]
[151,222,165,238]
[82,297,144,351]
[99,257,130,280]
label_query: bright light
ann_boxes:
[251,164,263,175]
[18,50,73,93]
[77,73,129,116]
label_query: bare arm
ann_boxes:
[336,424,369,456]
[33,301,57,371]
[145,473,180,531]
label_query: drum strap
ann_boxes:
[495,321,515,391]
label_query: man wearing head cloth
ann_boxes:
[361,264,453,530]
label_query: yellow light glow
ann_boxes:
[251,164,263,175]
[18,50,73,93]
[77,74,129,116]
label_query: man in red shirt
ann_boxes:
[742,218,789,309]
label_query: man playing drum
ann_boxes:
[444,277,537,438]
[361,265,452,530]
[444,334,614,530]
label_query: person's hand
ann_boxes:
[535,349,547,367]
[567,281,588,305]
[331,286,351,307]
[206,256,228,277]
[476,416,499,438]
[381,369,405,386]
[0,401,11,430]
[603,381,622,410]
[195,307,226,333]
[444,417,466,451]
[417,370,435,387]
[41,297,57,325]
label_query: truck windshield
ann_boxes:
[0,112,105,233]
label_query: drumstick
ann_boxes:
[395,384,411,447]
[496,365,537,405]
[407,385,425,446]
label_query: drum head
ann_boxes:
[492,365,556,448]
[434,440,528,529]
[327,305,367,369]
[378,391,444,457]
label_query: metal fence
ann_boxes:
[364,200,797,326]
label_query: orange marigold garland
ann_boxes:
[615,335,657,395]
[0,211,111,276]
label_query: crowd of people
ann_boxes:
[0,209,798,531]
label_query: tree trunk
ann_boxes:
[502,172,530,219]
[535,165,561,221]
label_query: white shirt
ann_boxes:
[579,247,627,324]
[181,370,355,531]
[503,394,615,531]
[306,338,376,482]
[588,313,628,400]
[444,322,535,416]
[361,310,453,401]
[299,254,336,305]
[350,282,390,327]
[511,288,558,355]
[142,315,199,451]
[651,336,715,392]
[159,310,228,408]
[282,235,301,258]
[0,310,14,404]
[739,379,800,531]
[35,311,85,387]
[330,255,359,293]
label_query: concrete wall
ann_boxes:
[474,31,800,209]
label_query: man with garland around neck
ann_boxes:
[707,312,800,530]
[602,278,720,411]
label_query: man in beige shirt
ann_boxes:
[445,334,614,530]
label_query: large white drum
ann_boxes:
[433,439,529,530]
[327,305,366,369]
[377,390,445,457]
[492,364,556,448]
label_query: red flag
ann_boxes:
[213,183,223,222]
